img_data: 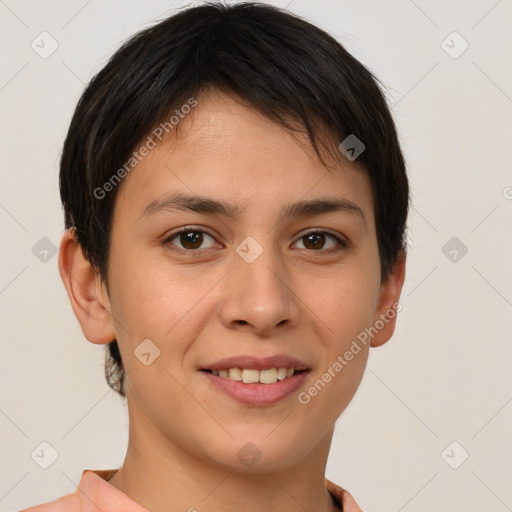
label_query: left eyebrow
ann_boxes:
[281,197,366,227]
[137,192,366,227]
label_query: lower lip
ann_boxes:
[200,370,310,406]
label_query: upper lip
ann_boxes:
[200,355,311,371]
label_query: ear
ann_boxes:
[58,228,116,345]
[370,249,406,348]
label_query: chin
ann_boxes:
[203,433,313,473]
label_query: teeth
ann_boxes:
[277,367,287,380]
[211,367,298,384]
[260,368,282,384]
[242,369,260,383]
[228,368,242,381]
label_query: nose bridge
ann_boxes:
[219,236,299,333]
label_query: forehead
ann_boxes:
[113,89,374,226]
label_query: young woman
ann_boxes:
[22,3,408,511]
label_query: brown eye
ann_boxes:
[294,231,348,252]
[302,232,326,250]
[165,229,217,251]
[179,230,203,249]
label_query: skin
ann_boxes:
[59,88,405,512]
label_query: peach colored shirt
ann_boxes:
[20,469,362,512]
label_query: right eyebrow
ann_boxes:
[138,192,240,221]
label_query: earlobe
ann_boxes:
[58,229,116,345]
[370,249,406,348]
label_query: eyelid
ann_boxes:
[166,225,218,238]
[296,227,347,239]
[293,228,350,250]
[163,226,221,251]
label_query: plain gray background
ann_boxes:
[1,1,511,510]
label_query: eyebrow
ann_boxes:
[138,192,366,226]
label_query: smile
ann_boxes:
[200,368,311,406]
[202,367,301,384]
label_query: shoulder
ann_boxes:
[19,492,80,512]
[18,469,147,512]
[325,478,363,512]
[18,469,117,512]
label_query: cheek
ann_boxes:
[305,263,380,345]
[297,273,374,423]
[109,254,222,352]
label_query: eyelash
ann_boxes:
[163,226,349,255]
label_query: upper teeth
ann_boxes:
[213,367,296,384]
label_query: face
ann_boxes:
[76,89,403,472]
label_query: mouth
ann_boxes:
[200,367,311,406]
[200,367,310,385]
[198,354,312,404]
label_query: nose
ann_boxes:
[218,247,300,336]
